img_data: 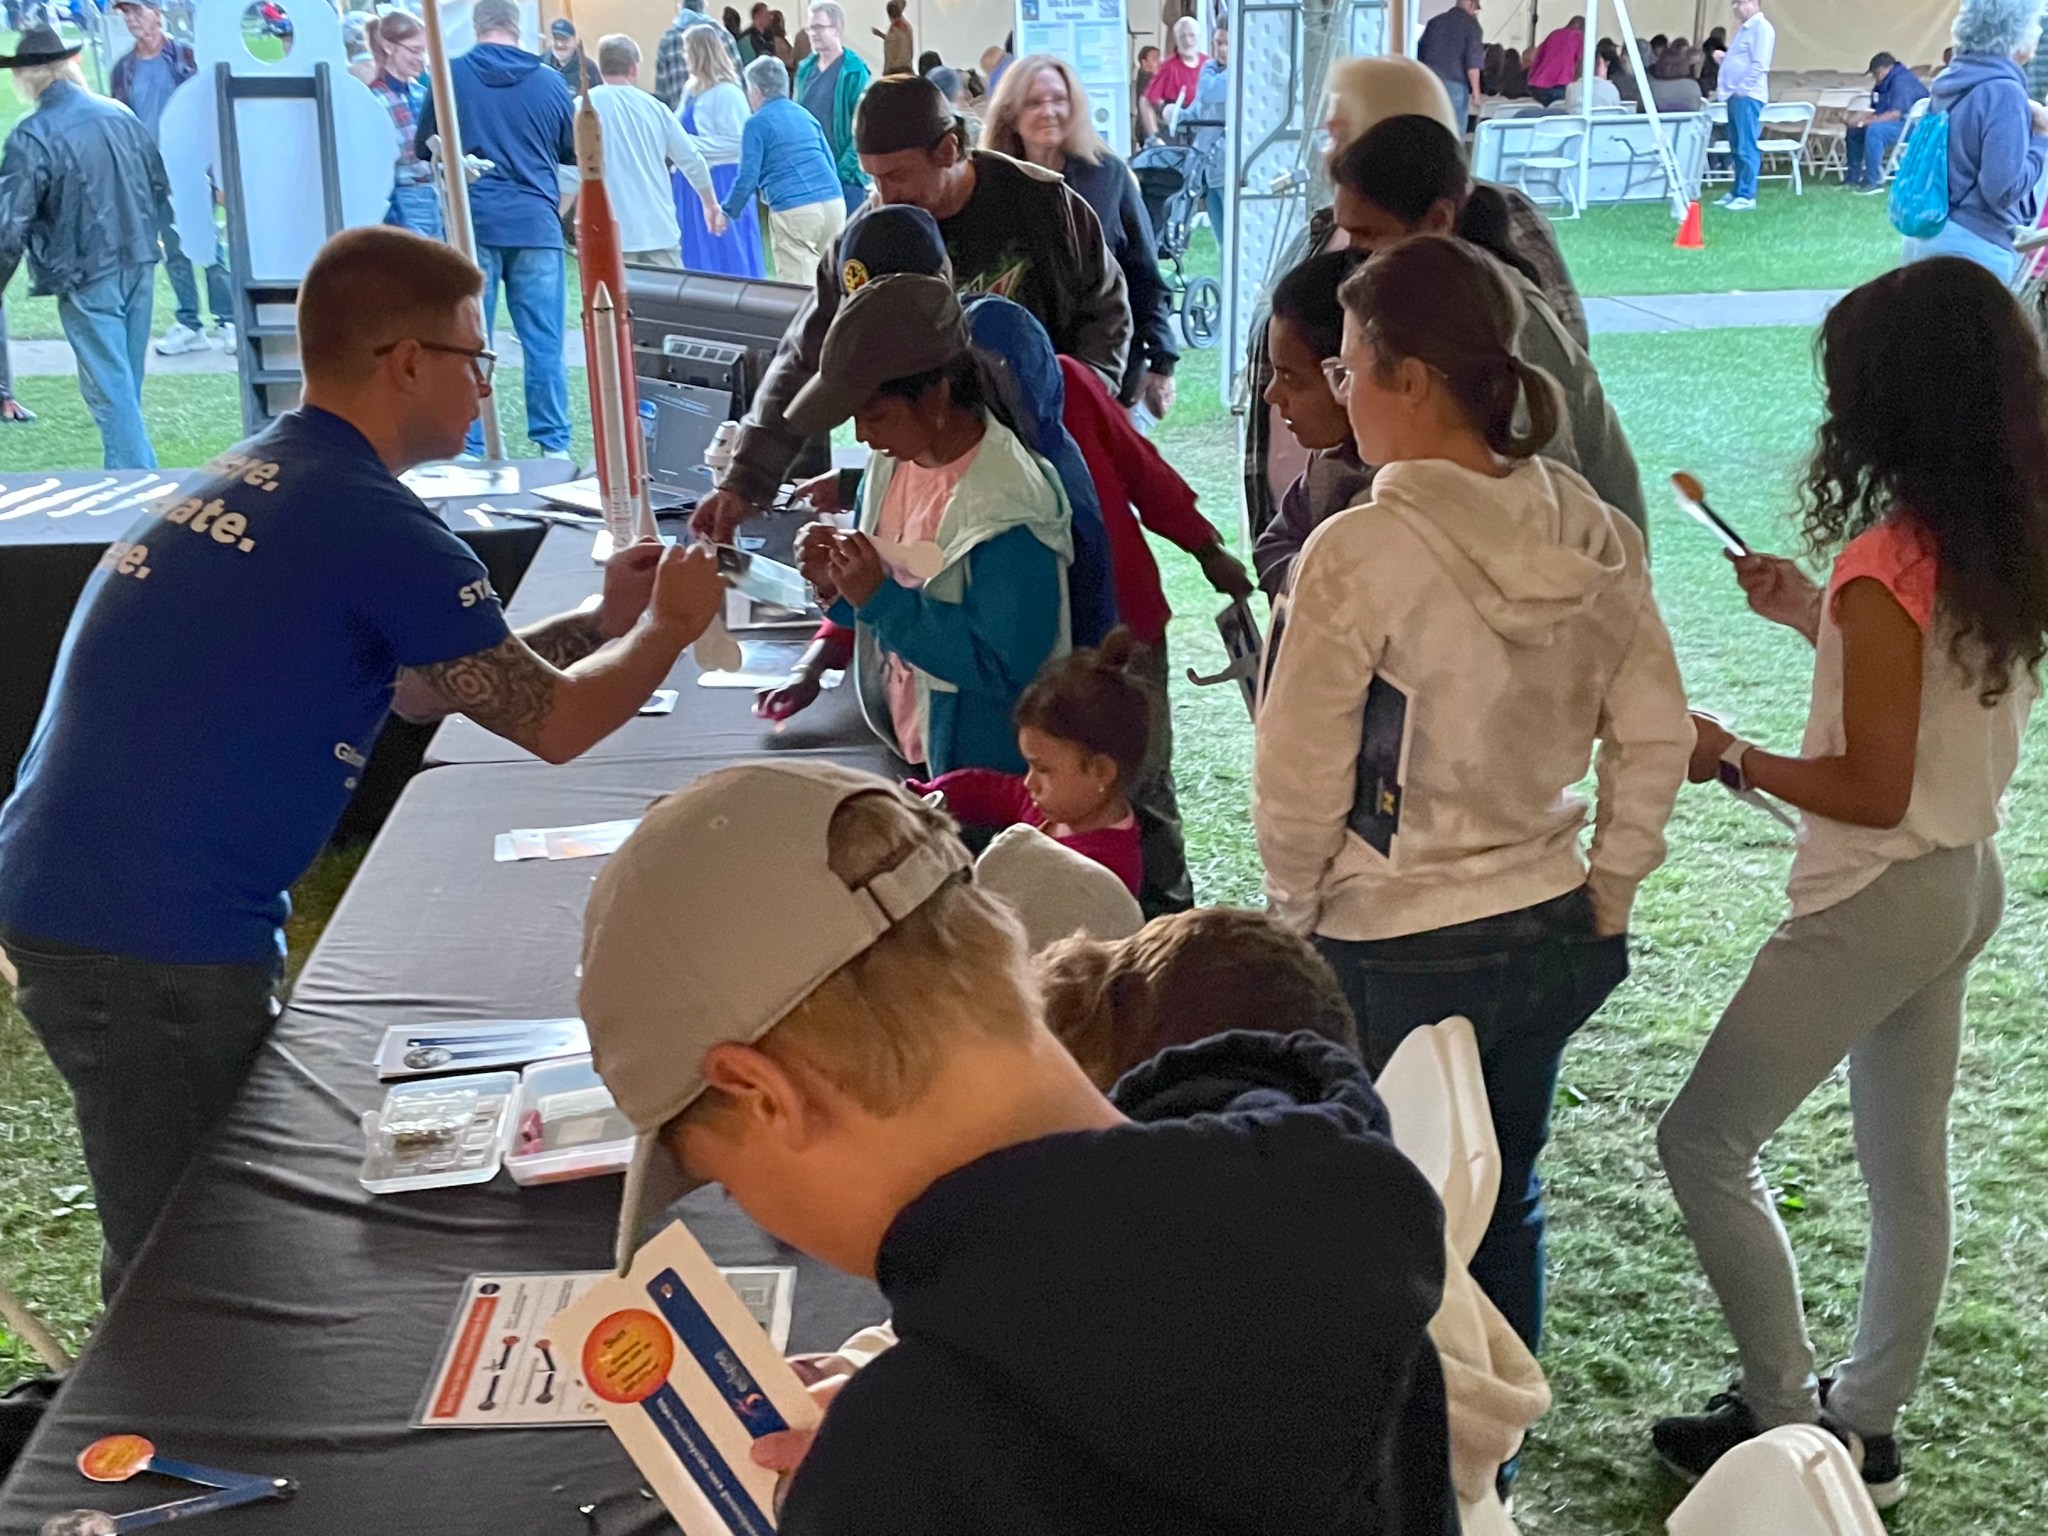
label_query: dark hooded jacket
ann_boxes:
[779,1031,1452,1536]
[416,41,575,248]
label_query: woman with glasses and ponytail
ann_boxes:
[1252,234,1691,1369]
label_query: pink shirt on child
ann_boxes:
[874,444,978,766]
[910,767,1144,895]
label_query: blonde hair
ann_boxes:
[1324,54,1457,148]
[684,791,1038,1126]
[685,23,740,88]
[14,56,84,103]
[983,53,1108,166]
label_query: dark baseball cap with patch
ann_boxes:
[854,74,958,155]
[837,204,949,296]
[785,274,969,433]
[550,17,577,36]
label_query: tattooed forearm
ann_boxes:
[411,634,560,751]
[520,609,609,670]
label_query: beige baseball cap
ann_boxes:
[580,759,974,1272]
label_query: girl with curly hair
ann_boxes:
[1655,256,2048,1502]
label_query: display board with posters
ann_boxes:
[1015,0,1133,157]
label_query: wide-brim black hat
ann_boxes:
[0,26,84,68]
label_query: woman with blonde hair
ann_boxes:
[678,23,765,274]
[985,53,1179,418]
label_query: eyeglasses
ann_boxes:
[1320,356,1354,402]
[374,339,497,385]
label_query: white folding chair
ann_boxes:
[1757,102,1816,194]
[1667,1425,1885,1536]
[1500,118,1588,218]
[1377,1015,1498,1264]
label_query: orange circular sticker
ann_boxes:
[78,1434,154,1482]
[581,1309,674,1404]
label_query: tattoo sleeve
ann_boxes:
[410,633,562,751]
[519,608,608,669]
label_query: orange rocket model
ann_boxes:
[573,76,657,548]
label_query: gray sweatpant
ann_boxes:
[1658,840,2004,1436]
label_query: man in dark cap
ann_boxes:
[692,73,1130,540]
[546,16,602,90]
[0,25,173,468]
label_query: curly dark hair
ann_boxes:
[1801,257,2048,704]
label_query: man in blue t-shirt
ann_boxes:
[0,226,724,1297]
[1845,51,1930,191]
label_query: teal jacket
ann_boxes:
[795,48,872,189]
[828,416,1072,774]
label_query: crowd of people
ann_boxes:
[7,1,2048,1530]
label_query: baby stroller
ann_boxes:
[1131,137,1224,351]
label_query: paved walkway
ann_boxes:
[6,288,1852,378]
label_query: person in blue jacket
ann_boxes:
[1908,0,2048,279]
[789,273,1071,776]
[416,0,576,455]
[1844,52,1929,191]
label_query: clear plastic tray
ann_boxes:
[359,1072,518,1194]
[504,1054,635,1187]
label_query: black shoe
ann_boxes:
[1817,1377,1908,1509]
[1652,1388,1763,1483]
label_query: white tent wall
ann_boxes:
[1449,0,1960,73]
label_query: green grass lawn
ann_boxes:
[5,234,2048,1532]
[1552,180,1902,298]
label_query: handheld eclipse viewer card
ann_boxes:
[553,1222,820,1535]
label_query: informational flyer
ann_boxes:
[493,818,641,863]
[417,1263,795,1431]
[1016,0,1132,156]
[552,1222,821,1535]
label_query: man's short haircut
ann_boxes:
[1868,50,1898,72]
[751,1,768,15]
[297,226,484,386]
[1138,44,1159,61]
[677,791,1037,1131]
[1037,908,1359,1090]
[598,33,640,74]
[471,0,520,39]
[809,0,844,27]
[745,52,789,95]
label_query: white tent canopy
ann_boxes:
[1417,0,1964,75]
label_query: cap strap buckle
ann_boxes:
[856,835,972,928]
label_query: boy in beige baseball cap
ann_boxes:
[580,759,1451,1534]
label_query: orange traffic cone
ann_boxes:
[1675,200,1704,249]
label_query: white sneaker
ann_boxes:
[213,322,237,352]
[154,322,208,356]
[1723,196,1757,211]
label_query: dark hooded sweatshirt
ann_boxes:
[415,41,575,249]
[779,1031,1452,1536]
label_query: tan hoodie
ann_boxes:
[1254,455,1691,941]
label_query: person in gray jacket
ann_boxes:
[0,28,172,468]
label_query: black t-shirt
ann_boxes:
[936,153,1099,345]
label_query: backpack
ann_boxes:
[1888,108,1950,239]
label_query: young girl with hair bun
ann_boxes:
[913,628,1150,895]
[1254,233,1691,1358]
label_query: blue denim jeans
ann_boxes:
[58,265,157,469]
[158,205,230,332]
[840,180,868,216]
[1316,886,1630,1352]
[468,243,570,455]
[1846,118,1904,187]
[385,180,445,241]
[0,923,282,1300]
[1727,93,1763,199]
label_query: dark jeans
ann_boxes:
[159,204,231,333]
[0,924,282,1301]
[1529,85,1566,106]
[1130,641,1192,916]
[1316,886,1629,1351]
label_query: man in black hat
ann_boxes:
[0,26,172,468]
[546,16,602,91]
[691,73,1130,540]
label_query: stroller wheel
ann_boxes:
[1181,277,1223,350]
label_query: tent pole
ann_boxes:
[421,0,505,460]
[1610,0,1690,217]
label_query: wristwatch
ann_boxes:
[1718,738,1756,794]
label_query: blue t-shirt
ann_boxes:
[125,48,181,138]
[0,408,512,964]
